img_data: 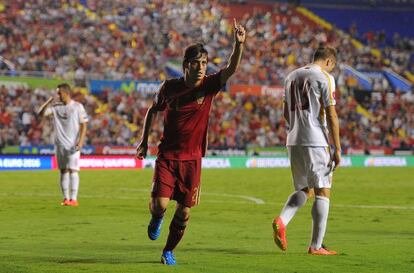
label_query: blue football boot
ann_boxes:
[147,217,163,240]
[161,250,176,265]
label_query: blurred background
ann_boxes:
[1,3,413,272]
[0,0,412,163]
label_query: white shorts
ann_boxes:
[56,146,81,171]
[288,146,333,190]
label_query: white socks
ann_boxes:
[60,172,70,200]
[311,195,330,249]
[70,172,79,201]
[280,190,308,225]
[278,191,331,250]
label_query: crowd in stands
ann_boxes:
[0,84,412,154]
[0,85,139,149]
[350,24,414,75]
[0,0,412,86]
[0,1,412,153]
[337,90,413,152]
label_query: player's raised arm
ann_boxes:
[37,97,54,118]
[220,18,246,86]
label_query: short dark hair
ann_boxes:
[182,43,208,72]
[57,83,72,94]
[313,46,337,62]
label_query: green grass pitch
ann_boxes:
[0,167,413,273]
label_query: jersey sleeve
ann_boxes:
[151,81,167,111]
[78,104,89,123]
[205,69,225,95]
[321,73,336,107]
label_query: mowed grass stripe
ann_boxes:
[1,191,414,210]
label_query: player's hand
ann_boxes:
[233,18,246,44]
[136,141,148,160]
[332,149,341,171]
[75,142,83,151]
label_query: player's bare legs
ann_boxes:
[59,169,70,206]
[150,197,170,216]
[161,203,190,265]
[148,197,169,240]
[309,188,336,255]
[273,188,313,250]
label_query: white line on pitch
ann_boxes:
[335,204,414,210]
[119,187,265,204]
[265,201,414,210]
[202,192,265,204]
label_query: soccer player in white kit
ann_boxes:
[37,83,88,206]
[272,47,341,255]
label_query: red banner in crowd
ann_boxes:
[229,84,284,98]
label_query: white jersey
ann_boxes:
[285,64,336,147]
[45,100,88,150]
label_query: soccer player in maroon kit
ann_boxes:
[136,19,246,265]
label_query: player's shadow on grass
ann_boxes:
[39,245,167,265]
[46,254,162,265]
[51,258,161,265]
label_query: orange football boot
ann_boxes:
[272,217,287,251]
[308,245,337,255]
[69,199,79,207]
[61,199,70,206]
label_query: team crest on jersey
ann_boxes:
[196,96,204,104]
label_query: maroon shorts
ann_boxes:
[152,158,202,208]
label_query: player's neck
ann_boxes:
[63,98,72,105]
[184,78,202,89]
[312,62,323,69]
[312,62,328,73]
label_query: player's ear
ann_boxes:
[324,59,332,70]
[182,61,189,73]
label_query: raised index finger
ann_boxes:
[233,18,238,30]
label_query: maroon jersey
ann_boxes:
[152,70,224,160]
